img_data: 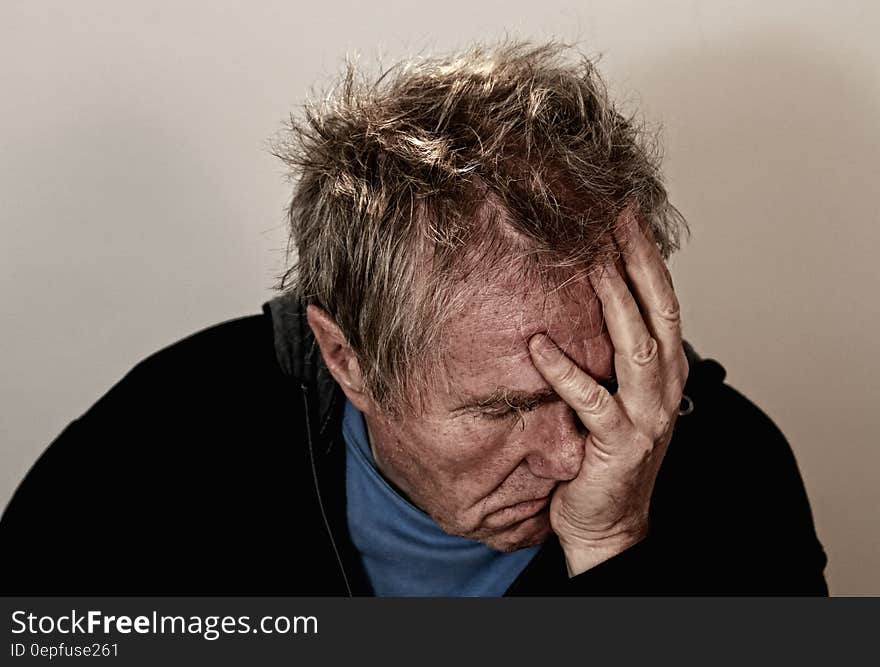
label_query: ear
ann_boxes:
[306,304,372,412]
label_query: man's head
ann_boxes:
[274,39,687,550]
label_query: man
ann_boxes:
[1,40,828,595]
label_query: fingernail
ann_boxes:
[529,333,556,358]
[590,263,618,288]
[615,206,637,235]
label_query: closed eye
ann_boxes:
[478,408,516,421]
[460,376,615,422]
[478,403,538,421]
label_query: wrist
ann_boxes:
[559,526,649,577]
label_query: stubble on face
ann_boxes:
[361,269,614,552]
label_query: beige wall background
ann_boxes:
[1,1,877,594]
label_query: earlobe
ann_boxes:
[305,304,369,403]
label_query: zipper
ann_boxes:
[301,383,353,597]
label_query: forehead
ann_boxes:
[436,270,613,405]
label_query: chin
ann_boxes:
[478,511,554,553]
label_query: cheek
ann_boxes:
[436,417,522,482]
[420,420,531,533]
[384,417,521,500]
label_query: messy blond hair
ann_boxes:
[273,39,687,414]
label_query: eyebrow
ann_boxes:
[453,375,618,413]
[454,387,559,412]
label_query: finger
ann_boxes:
[614,209,686,381]
[588,261,664,423]
[528,333,633,451]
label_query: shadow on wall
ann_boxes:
[630,31,880,595]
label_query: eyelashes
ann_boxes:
[479,406,531,432]
[476,376,618,422]
[479,405,534,421]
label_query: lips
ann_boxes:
[483,495,551,529]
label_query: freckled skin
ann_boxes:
[361,272,614,552]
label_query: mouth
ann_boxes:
[483,495,551,529]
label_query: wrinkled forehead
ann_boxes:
[435,270,612,403]
[463,275,603,341]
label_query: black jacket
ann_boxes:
[0,296,829,595]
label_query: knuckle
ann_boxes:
[658,298,682,325]
[629,433,654,462]
[652,403,679,439]
[557,360,582,388]
[577,383,611,414]
[654,412,672,437]
[631,336,659,366]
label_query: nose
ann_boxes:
[521,403,585,481]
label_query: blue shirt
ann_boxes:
[343,399,540,596]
